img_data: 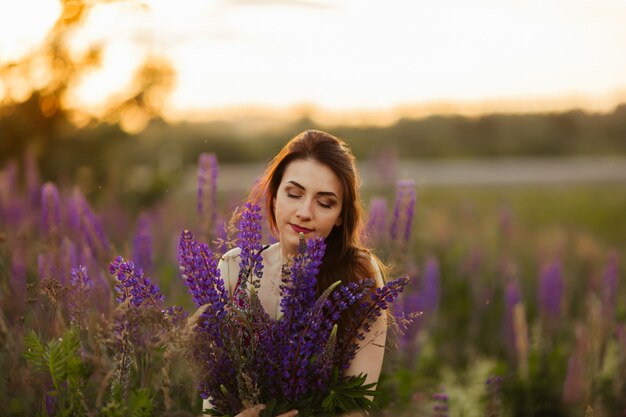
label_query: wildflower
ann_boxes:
[390,180,416,250]
[41,182,61,246]
[538,260,563,321]
[68,188,110,261]
[68,265,93,326]
[24,150,41,207]
[365,197,387,246]
[601,250,619,321]
[109,256,164,309]
[485,375,502,417]
[236,202,264,294]
[177,229,226,314]
[504,280,522,356]
[9,248,27,316]
[419,257,440,315]
[132,213,153,274]
[432,388,449,417]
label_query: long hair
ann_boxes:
[250,130,385,334]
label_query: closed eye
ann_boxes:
[287,192,301,199]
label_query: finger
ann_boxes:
[276,410,299,417]
[236,404,266,417]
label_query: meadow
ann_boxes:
[0,153,624,417]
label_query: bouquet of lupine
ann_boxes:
[176,202,411,417]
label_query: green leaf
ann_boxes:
[46,338,68,390]
[129,388,153,417]
[23,330,47,373]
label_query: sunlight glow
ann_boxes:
[1,0,626,121]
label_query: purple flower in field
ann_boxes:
[24,150,41,207]
[177,229,226,311]
[38,252,57,281]
[504,280,522,355]
[68,188,110,261]
[390,180,416,249]
[432,388,449,417]
[280,235,325,329]
[41,182,61,245]
[68,265,93,325]
[198,152,219,239]
[562,324,588,404]
[538,259,564,320]
[109,256,164,309]
[9,248,27,316]
[485,375,502,417]
[337,275,410,370]
[601,250,619,320]
[419,257,440,315]
[132,213,153,274]
[236,202,264,295]
[365,197,387,246]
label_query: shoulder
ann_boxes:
[355,249,385,288]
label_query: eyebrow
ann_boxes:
[286,180,339,198]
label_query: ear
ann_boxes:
[334,216,343,227]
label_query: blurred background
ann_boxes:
[1,0,625,416]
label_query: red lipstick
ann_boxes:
[290,223,313,234]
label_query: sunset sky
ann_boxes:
[1,0,625,122]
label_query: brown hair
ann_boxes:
[250,129,385,304]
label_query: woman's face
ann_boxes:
[274,158,343,255]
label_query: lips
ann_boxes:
[290,223,313,234]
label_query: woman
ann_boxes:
[207,130,387,417]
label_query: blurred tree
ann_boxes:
[0,0,175,168]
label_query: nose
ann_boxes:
[295,198,313,221]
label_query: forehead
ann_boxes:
[281,159,343,196]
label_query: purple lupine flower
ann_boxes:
[68,188,110,261]
[279,235,325,330]
[389,180,416,248]
[538,259,564,320]
[432,389,449,417]
[601,250,619,321]
[504,280,522,355]
[132,213,153,274]
[419,257,440,314]
[236,202,264,297]
[197,153,219,239]
[9,248,27,316]
[24,150,41,207]
[276,235,328,400]
[562,325,587,404]
[68,265,93,325]
[485,375,502,417]
[365,197,387,246]
[38,252,57,281]
[70,265,93,292]
[177,229,226,311]
[41,182,61,245]
[395,260,421,360]
[109,256,164,309]
[337,275,410,369]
